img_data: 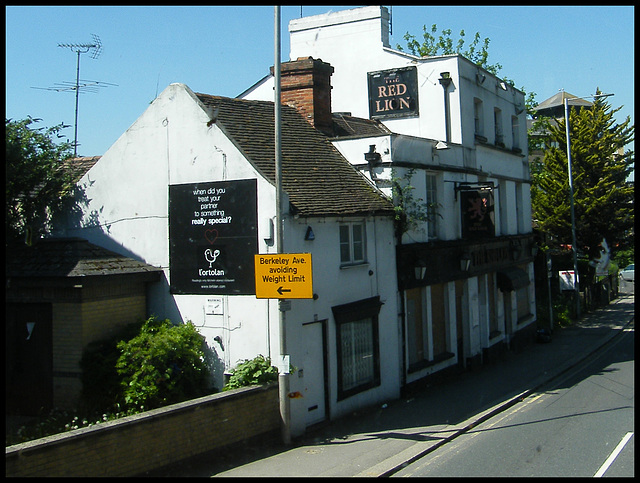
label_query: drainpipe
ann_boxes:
[438,72,452,143]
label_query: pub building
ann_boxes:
[27,6,537,437]
[244,6,536,386]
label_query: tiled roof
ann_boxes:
[6,238,163,279]
[65,156,101,183]
[331,113,392,138]
[195,94,394,218]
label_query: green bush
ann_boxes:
[115,316,211,410]
[223,355,278,391]
[79,320,144,413]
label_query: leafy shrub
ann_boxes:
[115,316,211,410]
[223,355,278,391]
[79,320,144,413]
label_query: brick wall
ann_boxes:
[51,294,147,409]
[6,384,280,477]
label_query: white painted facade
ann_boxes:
[243,6,537,384]
[57,82,401,436]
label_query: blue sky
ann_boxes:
[6,5,635,160]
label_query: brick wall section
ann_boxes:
[51,294,147,408]
[6,384,280,477]
[275,57,335,135]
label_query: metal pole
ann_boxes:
[274,5,291,445]
[564,96,580,319]
[73,49,81,157]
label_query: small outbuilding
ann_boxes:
[5,237,162,414]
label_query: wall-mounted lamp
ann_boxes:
[414,262,427,280]
[213,335,225,351]
[435,141,449,150]
[498,81,509,91]
[304,226,315,241]
[510,241,522,260]
[476,73,486,85]
[460,252,472,272]
[364,144,382,167]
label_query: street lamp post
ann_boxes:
[563,92,613,319]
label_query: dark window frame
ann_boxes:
[332,296,382,401]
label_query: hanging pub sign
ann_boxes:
[169,178,258,295]
[367,66,419,119]
[460,186,495,239]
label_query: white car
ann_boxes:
[620,264,634,282]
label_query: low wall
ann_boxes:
[6,384,280,477]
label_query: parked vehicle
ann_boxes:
[619,264,634,282]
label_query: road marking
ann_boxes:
[593,431,633,477]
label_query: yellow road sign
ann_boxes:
[255,253,313,299]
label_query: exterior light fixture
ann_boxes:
[304,226,315,241]
[364,144,382,166]
[460,252,471,272]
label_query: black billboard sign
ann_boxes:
[461,189,495,239]
[368,66,419,119]
[169,179,258,294]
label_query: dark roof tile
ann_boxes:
[6,238,163,278]
[196,94,394,218]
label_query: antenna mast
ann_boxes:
[57,34,103,157]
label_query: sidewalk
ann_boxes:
[162,294,635,477]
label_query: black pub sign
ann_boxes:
[460,188,495,239]
[368,66,419,119]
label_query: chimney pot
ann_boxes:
[272,57,334,136]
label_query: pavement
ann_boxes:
[158,291,634,477]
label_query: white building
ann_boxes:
[243,6,537,386]
[56,82,401,436]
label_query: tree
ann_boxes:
[5,117,77,245]
[115,316,211,410]
[397,24,503,76]
[531,93,634,260]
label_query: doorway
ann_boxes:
[5,303,53,415]
[302,320,328,426]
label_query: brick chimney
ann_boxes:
[271,57,334,136]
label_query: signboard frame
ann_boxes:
[169,178,258,295]
[255,253,313,299]
[367,66,419,120]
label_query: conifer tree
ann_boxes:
[531,92,634,259]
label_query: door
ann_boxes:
[5,303,53,415]
[302,320,327,426]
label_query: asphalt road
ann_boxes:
[394,322,635,477]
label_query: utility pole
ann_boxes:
[274,5,291,445]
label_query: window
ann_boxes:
[494,107,503,146]
[406,284,450,373]
[339,222,366,265]
[511,115,520,151]
[332,297,382,400]
[425,173,438,239]
[474,98,484,138]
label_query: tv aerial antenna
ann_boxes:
[32,34,116,156]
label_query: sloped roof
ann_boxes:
[195,94,394,218]
[331,113,392,138]
[533,91,592,118]
[65,156,101,183]
[6,238,163,279]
